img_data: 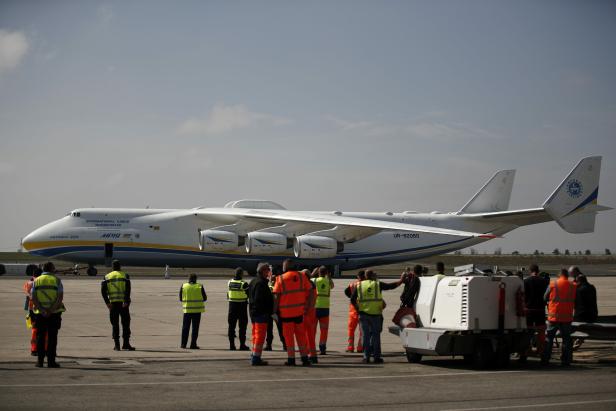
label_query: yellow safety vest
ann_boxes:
[33,274,65,314]
[313,276,331,309]
[228,279,248,302]
[105,271,127,303]
[182,283,205,313]
[357,279,383,315]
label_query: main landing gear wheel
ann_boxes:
[405,350,423,363]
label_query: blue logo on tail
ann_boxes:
[566,179,583,198]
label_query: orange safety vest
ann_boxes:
[276,271,308,318]
[348,280,360,312]
[23,279,34,310]
[547,277,576,323]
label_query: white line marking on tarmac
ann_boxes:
[0,370,523,388]
[442,398,616,411]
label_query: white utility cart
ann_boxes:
[390,267,532,368]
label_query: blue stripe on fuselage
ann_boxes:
[29,237,472,261]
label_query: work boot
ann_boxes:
[35,362,44,368]
[284,358,296,366]
[229,344,237,351]
[239,344,250,351]
[264,344,273,351]
[373,357,384,364]
[48,362,61,368]
[301,356,312,367]
[122,339,135,351]
[319,344,327,355]
[251,357,268,366]
[114,339,121,351]
[189,345,200,350]
[310,356,318,364]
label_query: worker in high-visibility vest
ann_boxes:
[344,270,366,353]
[273,259,312,366]
[31,262,65,368]
[351,270,403,364]
[541,268,577,366]
[228,268,250,351]
[179,273,207,349]
[101,260,135,351]
[266,270,286,351]
[312,266,334,355]
[248,263,274,365]
[303,268,318,363]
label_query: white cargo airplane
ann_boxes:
[21,156,610,273]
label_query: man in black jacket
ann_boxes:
[574,274,598,322]
[248,263,274,366]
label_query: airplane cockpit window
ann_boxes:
[72,212,81,217]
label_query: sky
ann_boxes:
[0,0,615,255]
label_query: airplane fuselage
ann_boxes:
[21,207,512,271]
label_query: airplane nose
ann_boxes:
[21,229,42,251]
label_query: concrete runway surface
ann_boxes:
[1,275,616,410]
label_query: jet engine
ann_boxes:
[293,235,343,259]
[245,232,292,255]
[198,230,242,251]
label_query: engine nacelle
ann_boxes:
[245,232,291,255]
[199,230,241,251]
[293,235,343,259]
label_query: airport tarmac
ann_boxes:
[1,276,616,410]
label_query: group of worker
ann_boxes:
[23,258,430,368]
[524,264,598,366]
[23,259,597,368]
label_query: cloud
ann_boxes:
[97,4,114,25]
[178,103,292,136]
[0,161,15,175]
[0,30,29,75]
[327,114,505,141]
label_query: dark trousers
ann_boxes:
[542,321,573,364]
[34,313,61,364]
[360,314,383,360]
[109,302,131,341]
[228,302,248,345]
[267,316,286,347]
[181,313,202,347]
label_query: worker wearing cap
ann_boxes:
[248,263,274,366]
[179,273,207,349]
[228,268,250,351]
[101,260,135,351]
[273,259,312,366]
[303,268,318,363]
[542,268,576,366]
[351,270,403,364]
[313,266,334,355]
[31,262,65,368]
[344,270,365,353]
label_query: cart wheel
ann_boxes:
[473,340,494,369]
[405,350,422,363]
[495,346,510,368]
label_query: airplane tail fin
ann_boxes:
[458,169,516,214]
[542,156,611,233]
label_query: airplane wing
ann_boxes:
[191,208,496,242]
